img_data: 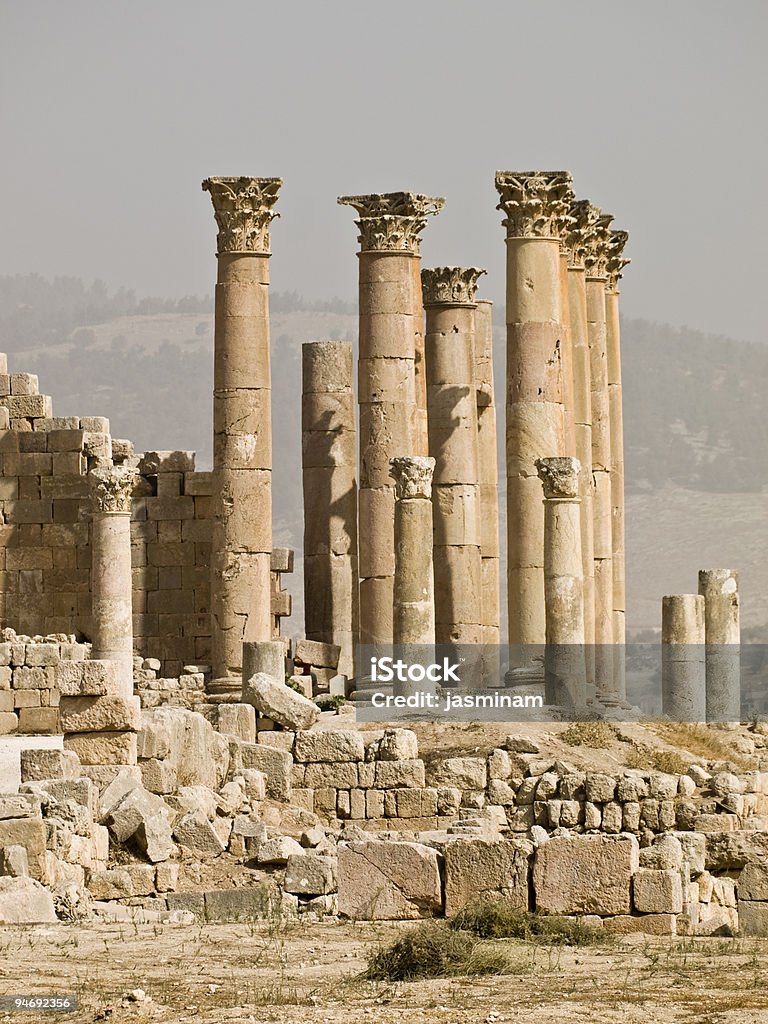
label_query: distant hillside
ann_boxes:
[1,274,766,635]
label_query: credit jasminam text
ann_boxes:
[370,691,544,710]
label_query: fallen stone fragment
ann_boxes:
[243,672,319,731]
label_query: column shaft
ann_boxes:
[391,457,436,646]
[338,193,444,644]
[302,341,359,677]
[495,172,574,648]
[662,594,706,722]
[203,177,281,680]
[423,267,485,645]
[474,300,501,645]
[698,568,740,723]
[89,466,136,698]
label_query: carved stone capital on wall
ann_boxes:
[202,176,283,255]
[606,229,631,291]
[390,456,435,501]
[89,465,136,515]
[536,456,581,500]
[337,192,445,254]
[421,266,486,307]
[494,171,574,239]
[582,204,614,280]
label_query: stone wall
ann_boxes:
[0,356,293,677]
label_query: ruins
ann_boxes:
[0,170,761,944]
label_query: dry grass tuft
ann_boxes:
[560,720,617,749]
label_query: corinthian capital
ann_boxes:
[390,456,435,501]
[202,176,283,255]
[89,465,136,515]
[337,192,444,254]
[536,457,580,499]
[421,267,486,307]
[582,204,614,280]
[494,171,574,239]
[606,230,631,291]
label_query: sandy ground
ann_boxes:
[1,918,768,1024]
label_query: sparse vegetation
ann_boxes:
[561,720,617,749]
[364,921,521,981]
[316,694,348,712]
[449,902,610,947]
[626,745,692,775]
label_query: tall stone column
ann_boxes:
[584,205,618,705]
[606,229,630,705]
[556,215,577,458]
[202,176,281,681]
[390,457,436,646]
[698,569,740,723]
[564,202,596,702]
[662,594,706,722]
[89,465,136,699]
[474,299,501,646]
[338,192,444,644]
[422,266,485,645]
[536,457,586,707]
[412,260,429,456]
[302,341,358,677]
[495,171,573,648]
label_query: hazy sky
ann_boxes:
[1,1,765,342]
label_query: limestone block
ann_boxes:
[374,760,426,789]
[24,643,60,667]
[0,876,57,923]
[155,862,179,893]
[284,853,338,895]
[444,838,532,917]
[124,863,156,897]
[488,748,512,781]
[240,744,292,801]
[0,712,18,734]
[0,793,41,819]
[203,885,274,923]
[604,914,677,936]
[429,757,487,791]
[173,810,226,856]
[533,834,639,916]
[705,831,768,872]
[375,728,419,762]
[337,840,442,920]
[0,844,29,877]
[55,660,121,697]
[20,748,80,782]
[304,763,358,789]
[737,900,768,937]
[257,836,304,865]
[617,774,649,802]
[18,706,59,734]
[738,863,768,901]
[633,868,683,914]
[64,730,137,765]
[217,703,257,743]
[294,729,364,763]
[243,673,319,732]
[176,785,219,821]
[585,772,617,803]
[0,818,48,879]
[639,834,683,870]
[487,780,517,806]
[59,695,141,733]
[87,868,133,900]
[233,769,267,802]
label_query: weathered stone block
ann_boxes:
[240,744,292,801]
[444,838,532,917]
[294,639,340,669]
[18,707,59,734]
[203,886,273,922]
[738,863,768,901]
[88,868,133,900]
[0,844,29,877]
[604,913,677,936]
[0,876,57,923]
[585,772,616,803]
[533,834,638,916]
[59,695,141,733]
[243,673,319,731]
[0,793,41,819]
[374,760,426,789]
[337,840,442,920]
[294,729,364,763]
[64,730,138,765]
[173,810,225,856]
[633,868,683,914]
[284,853,337,895]
[20,748,80,782]
[738,900,768,937]
[430,757,487,790]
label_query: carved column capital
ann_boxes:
[89,465,136,515]
[421,266,486,307]
[606,229,630,291]
[536,456,580,499]
[494,171,574,239]
[582,204,614,280]
[337,192,444,254]
[390,456,435,500]
[563,199,593,269]
[202,176,283,255]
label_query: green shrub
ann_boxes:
[364,922,478,981]
[315,694,348,712]
[450,902,609,947]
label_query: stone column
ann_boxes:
[606,229,630,705]
[662,594,706,722]
[89,465,136,699]
[474,299,501,645]
[536,457,586,707]
[302,341,358,677]
[390,457,436,646]
[337,192,444,643]
[412,259,429,456]
[202,176,282,681]
[495,171,574,649]
[584,205,618,705]
[564,202,596,702]
[422,266,485,645]
[698,569,740,723]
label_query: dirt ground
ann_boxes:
[1,918,768,1024]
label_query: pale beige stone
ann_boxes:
[633,868,683,914]
[64,730,138,766]
[59,695,141,733]
[243,673,319,731]
[337,839,442,919]
[533,834,638,915]
[444,837,532,916]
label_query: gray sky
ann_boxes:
[1,1,765,342]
